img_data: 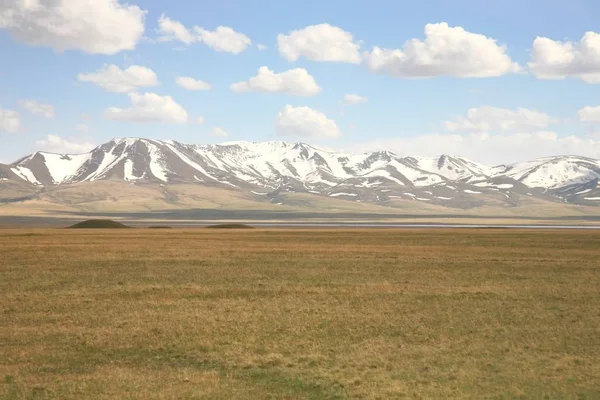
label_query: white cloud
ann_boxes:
[78,64,159,93]
[276,105,342,138]
[350,132,600,165]
[156,14,251,54]
[230,66,321,96]
[36,134,95,154]
[443,106,556,133]
[257,44,267,51]
[343,94,368,105]
[195,26,251,54]
[349,123,357,130]
[0,0,145,55]
[529,32,600,83]
[75,123,89,133]
[157,13,195,44]
[18,100,55,118]
[278,24,362,63]
[176,76,212,91]
[104,92,188,124]
[80,113,92,121]
[365,23,520,78]
[196,117,205,125]
[210,127,229,137]
[0,108,20,133]
[579,106,600,123]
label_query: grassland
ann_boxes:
[1,229,599,399]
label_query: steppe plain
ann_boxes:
[1,227,599,398]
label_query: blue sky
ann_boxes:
[1,0,600,164]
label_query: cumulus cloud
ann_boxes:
[210,127,229,137]
[104,92,188,124]
[365,23,520,78]
[157,14,251,54]
[230,66,321,96]
[350,132,600,165]
[0,0,145,54]
[36,134,96,154]
[443,106,556,133]
[157,13,195,44]
[195,26,251,54]
[196,117,205,125]
[78,64,159,93]
[579,106,600,123]
[529,32,600,83]
[278,24,362,63]
[276,105,342,138]
[343,94,368,105]
[18,100,55,118]
[257,44,267,51]
[0,108,20,133]
[176,76,212,91]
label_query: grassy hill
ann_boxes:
[68,219,130,229]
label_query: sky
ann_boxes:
[1,0,600,165]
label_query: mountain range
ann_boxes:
[1,137,599,211]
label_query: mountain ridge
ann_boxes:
[2,137,600,208]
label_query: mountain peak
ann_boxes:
[111,137,162,145]
[3,138,599,206]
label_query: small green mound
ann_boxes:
[68,219,130,229]
[205,224,254,229]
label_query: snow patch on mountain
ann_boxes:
[124,159,142,181]
[147,143,168,182]
[42,153,89,183]
[11,166,40,185]
[330,192,358,197]
[408,155,494,181]
[86,150,119,181]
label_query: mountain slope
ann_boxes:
[404,155,498,181]
[496,156,600,189]
[4,138,600,208]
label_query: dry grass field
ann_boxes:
[3,181,600,220]
[1,228,600,399]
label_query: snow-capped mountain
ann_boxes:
[2,137,600,207]
[498,156,600,189]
